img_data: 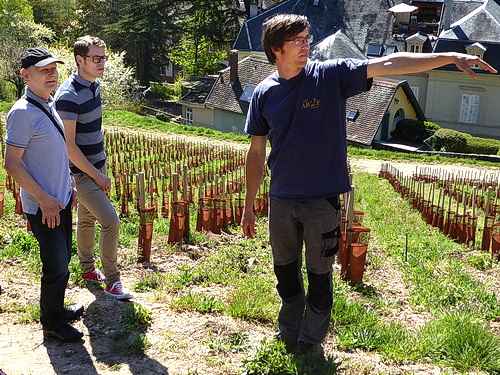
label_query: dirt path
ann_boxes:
[0,238,457,375]
[350,158,499,176]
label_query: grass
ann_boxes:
[113,302,153,355]
[0,229,41,275]
[170,292,224,314]
[467,252,495,271]
[331,291,417,362]
[134,272,167,292]
[243,339,340,375]
[354,173,500,320]
[226,275,279,323]
[122,302,153,331]
[17,303,40,324]
[417,312,500,373]
[104,110,250,143]
[206,331,248,354]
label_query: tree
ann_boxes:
[103,0,182,83]
[29,0,78,44]
[169,0,241,78]
[169,36,226,78]
[0,0,54,98]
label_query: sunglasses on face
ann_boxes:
[285,35,313,47]
[83,55,108,64]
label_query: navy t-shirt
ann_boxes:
[244,59,372,199]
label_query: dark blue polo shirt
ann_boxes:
[245,59,372,199]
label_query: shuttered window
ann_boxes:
[459,94,480,124]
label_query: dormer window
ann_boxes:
[409,44,421,53]
[405,32,427,53]
[466,42,487,69]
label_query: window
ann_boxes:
[459,94,480,124]
[185,107,193,125]
[410,45,415,53]
[465,43,487,69]
[410,86,420,102]
[346,110,359,121]
[367,44,384,57]
[240,84,256,103]
[393,108,405,128]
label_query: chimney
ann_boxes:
[229,49,238,84]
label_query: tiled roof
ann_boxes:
[433,38,500,74]
[233,0,407,54]
[346,79,425,145]
[205,56,276,114]
[440,0,484,31]
[180,76,218,105]
[311,30,365,60]
[439,0,500,41]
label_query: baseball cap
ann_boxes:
[21,47,64,69]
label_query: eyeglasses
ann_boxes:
[84,55,108,64]
[285,35,313,47]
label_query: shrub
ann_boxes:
[429,128,500,155]
[149,82,182,101]
[428,128,469,152]
[466,136,499,155]
[0,80,16,101]
[391,119,440,143]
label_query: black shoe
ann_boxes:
[62,304,84,322]
[43,323,84,343]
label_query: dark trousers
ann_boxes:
[269,197,341,344]
[26,201,72,329]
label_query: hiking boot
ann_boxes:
[82,268,106,283]
[43,323,84,343]
[104,281,133,300]
[62,304,84,322]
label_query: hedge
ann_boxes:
[391,119,441,143]
[429,128,500,155]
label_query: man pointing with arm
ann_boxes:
[241,14,496,355]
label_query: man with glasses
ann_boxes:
[55,36,132,300]
[241,14,496,355]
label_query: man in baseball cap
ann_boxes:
[20,47,64,69]
[4,47,84,342]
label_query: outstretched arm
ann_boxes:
[367,52,497,79]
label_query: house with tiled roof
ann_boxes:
[179,52,275,132]
[391,0,500,138]
[178,76,218,127]
[346,79,425,145]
